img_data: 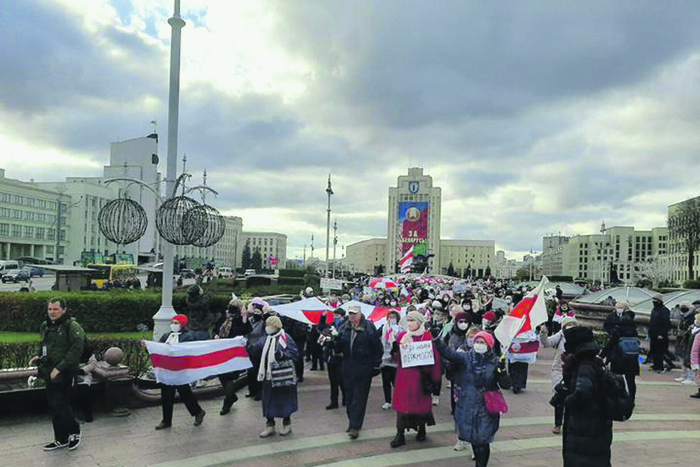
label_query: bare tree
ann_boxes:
[635,255,673,288]
[668,198,700,281]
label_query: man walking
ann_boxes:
[649,294,671,373]
[30,298,85,451]
[335,305,382,439]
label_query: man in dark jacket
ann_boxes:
[335,305,382,439]
[561,326,613,467]
[649,294,671,372]
[30,298,85,451]
[601,310,640,401]
[603,301,628,336]
[320,308,347,410]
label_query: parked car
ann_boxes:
[218,267,234,279]
[23,266,45,278]
[0,260,20,277]
[180,268,196,279]
[244,269,257,277]
[2,269,30,283]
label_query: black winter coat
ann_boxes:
[603,312,622,336]
[335,317,382,379]
[601,321,640,376]
[562,343,613,467]
[649,304,671,338]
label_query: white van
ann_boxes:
[219,267,233,279]
[244,269,256,277]
[0,261,20,277]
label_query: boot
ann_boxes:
[279,422,292,436]
[691,390,700,399]
[416,424,427,442]
[260,423,276,438]
[220,383,238,415]
[390,430,406,448]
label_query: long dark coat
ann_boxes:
[252,333,299,419]
[436,341,508,445]
[562,342,613,467]
[335,317,383,380]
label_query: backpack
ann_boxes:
[618,337,640,356]
[598,367,634,422]
[62,319,91,364]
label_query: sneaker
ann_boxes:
[43,440,69,451]
[682,379,696,385]
[68,433,81,451]
[675,376,686,382]
[454,439,470,451]
[552,425,562,435]
[432,396,440,406]
[326,403,339,410]
[691,391,700,399]
[155,421,171,430]
[260,426,276,438]
[279,424,292,436]
[348,429,359,439]
[381,402,392,410]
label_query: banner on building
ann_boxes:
[397,202,429,259]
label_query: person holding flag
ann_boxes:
[495,277,549,394]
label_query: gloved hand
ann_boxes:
[429,326,440,339]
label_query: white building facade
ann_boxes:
[345,238,387,275]
[242,232,287,270]
[439,240,495,278]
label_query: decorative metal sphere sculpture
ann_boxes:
[98,198,148,245]
[186,204,226,248]
[156,196,206,245]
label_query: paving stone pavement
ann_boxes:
[2,348,699,467]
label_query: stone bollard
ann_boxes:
[93,347,133,417]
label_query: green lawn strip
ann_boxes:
[0,331,145,343]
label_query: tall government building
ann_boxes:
[346,168,495,276]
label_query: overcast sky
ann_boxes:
[2,0,700,262]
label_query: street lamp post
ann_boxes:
[152,0,186,341]
[325,174,333,278]
[332,219,337,279]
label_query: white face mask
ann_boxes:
[408,321,420,332]
[467,338,475,347]
[170,324,181,333]
[473,343,488,354]
[388,319,397,326]
[265,326,277,335]
[457,322,469,331]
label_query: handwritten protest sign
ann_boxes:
[400,341,435,368]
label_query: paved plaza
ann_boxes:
[2,348,699,467]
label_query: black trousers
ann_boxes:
[72,383,93,422]
[328,359,345,405]
[624,373,637,402]
[344,373,373,430]
[247,364,261,397]
[509,361,529,390]
[295,341,307,381]
[381,366,397,403]
[472,443,491,467]
[650,336,669,371]
[555,401,564,427]
[161,385,202,424]
[311,343,325,370]
[46,372,81,443]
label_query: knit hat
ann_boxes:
[454,311,471,323]
[473,331,495,348]
[652,293,663,302]
[407,310,426,325]
[266,315,283,330]
[563,326,594,354]
[561,316,577,330]
[432,300,443,310]
[173,314,188,327]
[482,311,497,322]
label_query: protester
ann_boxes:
[185,285,214,340]
[601,310,640,401]
[551,301,575,334]
[435,331,510,467]
[560,326,612,467]
[335,304,383,440]
[252,316,299,437]
[389,311,441,448]
[153,315,206,431]
[603,300,628,336]
[213,298,251,415]
[30,298,85,451]
[319,308,347,409]
[690,312,700,399]
[649,294,672,373]
[539,316,577,434]
[246,299,272,400]
[505,329,539,394]
[380,310,403,410]
[675,301,697,384]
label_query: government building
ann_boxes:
[346,168,495,276]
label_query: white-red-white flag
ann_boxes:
[494,276,549,349]
[399,246,414,273]
[145,336,252,386]
[271,297,334,325]
[340,300,406,328]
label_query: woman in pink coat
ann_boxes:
[389,311,442,448]
[690,313,700,399]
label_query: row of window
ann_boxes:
[0,223,64,240]
[0,207,63,225]
[0,193,58,211]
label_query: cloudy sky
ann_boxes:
[2,0,700,262]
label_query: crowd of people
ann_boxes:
[32,276,700,467]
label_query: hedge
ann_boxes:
[279,269,306,278]
[0,337,151,375]
[683,279,700,289]
[0,291,230,333]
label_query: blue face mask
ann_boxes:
[334,317,343,326]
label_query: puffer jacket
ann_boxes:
[37,314,85,381]
[562,342,613,467]
[540,330,566,389]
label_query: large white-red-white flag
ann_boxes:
[494,276,549,349]
[399,246,414,273]
[145,336,252,386]
[340,300,406,328]
[271,297,334,325]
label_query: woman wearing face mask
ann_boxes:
[551,302,575,335]
[251,316,299,437]
[154,315,206,430]
[380,310,404,410]
[539,317,577,434]
[435,331,510,467]
[389,311,442,448]
[214,299,251,415]
[446,311,475,453]
[245,300,270,401]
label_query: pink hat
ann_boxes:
[473,331,495,349]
